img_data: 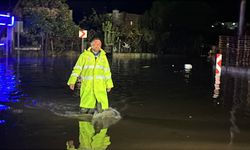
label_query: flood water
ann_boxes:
[0,54,250,150]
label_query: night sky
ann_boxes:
[67,0,153,14]
[66,0,154,22]
[66,0,249,23]
[0,0,249,23]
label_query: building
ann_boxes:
[112,9,141,28]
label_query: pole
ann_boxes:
[7,26,13,58]
[213,54,222,99]
[238,0,246,39]
[17,22,20,59]
[81,38,84,53]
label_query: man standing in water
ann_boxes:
[67,38,114,114]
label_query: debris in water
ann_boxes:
[92,107,121,128]
[142,66,150,69]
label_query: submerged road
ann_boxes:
[0,55,250,149]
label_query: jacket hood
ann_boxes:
[86,47,106,55]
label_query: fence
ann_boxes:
[219,35,250,67]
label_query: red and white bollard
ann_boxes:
[215,54,222,76]
[213,54,222,99]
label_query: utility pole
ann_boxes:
[238,0,246,39]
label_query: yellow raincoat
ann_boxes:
[67,47,114,109]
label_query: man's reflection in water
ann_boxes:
[66,108,121,150]
[67,121,111,150]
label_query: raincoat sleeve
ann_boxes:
[104,56,114,89]
[67,53,85,85]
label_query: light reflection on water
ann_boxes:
[212,73,250,146]
[0,62,21,103]
[0,104,10,111]
[0,58,26,124]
